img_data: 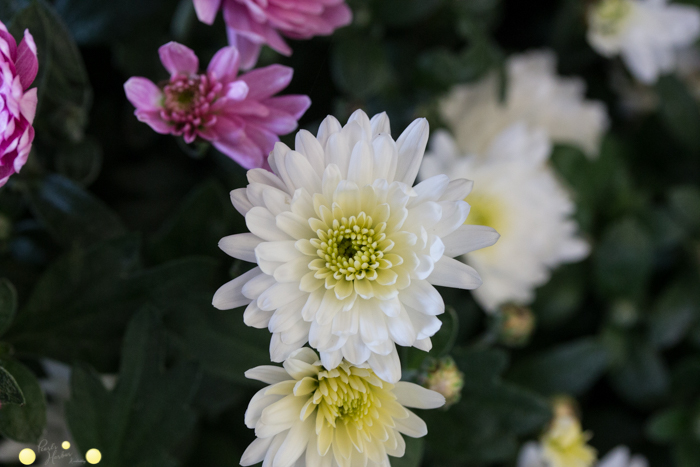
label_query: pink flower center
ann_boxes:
[161,72,223,143]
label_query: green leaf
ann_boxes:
[0,365,25,405]
[649,280,700,349]
[532,263,586,328]
[332,35,393,99]
[507,338,609,396]
[655,76,700,152]
[668,186,700,236]
[424,347,550,464]
[9,0,92,143]
[0,359,46,443]
[25,174,127,248]
[6,236,220,371]
[55,137,103,187]
[647,408,687,442]
[594,218,654,300]
[610,338,669,407]
[66,309,199,467]
[148,180,236,264]
[0,279,17,337]
[5,235,141,369]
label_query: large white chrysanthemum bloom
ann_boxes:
[213,110,499,383]
[420,124,589,312]
[587,0,700,84]
[440,50,609,159]
[240,348,445,467]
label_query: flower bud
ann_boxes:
[499,304,536,347]
[421,356,464,408]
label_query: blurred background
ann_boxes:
[0,0,700,466]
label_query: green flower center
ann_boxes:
[591,0,632,36]
[312,212,386,281]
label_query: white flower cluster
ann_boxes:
[214,110,503,466]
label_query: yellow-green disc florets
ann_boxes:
[311,212,388,281]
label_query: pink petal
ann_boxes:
[213,133,266,169]
[226,80,249,100]
[16,30,38,90]
[19,87,37,124]
[124,77,164,111]
[228,31,263,71]
[321,3,353,29]
[245,124,279,155]
[0,29,17,62]
[246,108,299,134]
[263,94,311,119]
[223,2,267,43]
[135,110,173,134]
[158,42,199,76]
[13,125,34,172]
[207,45,240,83]
[193,0,222,25]
[239,64,293,100]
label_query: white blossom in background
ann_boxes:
[517,415,597,467]
[440,51,609,158]
[420,124,589,312]
[213,110,499,383]
[518,442,647,467]
[587,0,700,84]
[240,348,445,467]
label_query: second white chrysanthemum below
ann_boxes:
[213,110,499,383]
[241,348,445,467]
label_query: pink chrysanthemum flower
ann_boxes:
[0,21,38,187]
[124,42,311,169]
[193,0,353,69]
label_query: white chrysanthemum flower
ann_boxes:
[240,347,445,467]
[587,0,700,84]
[420,124,589,311]
[213,110,499,382]
[440,50,609,158]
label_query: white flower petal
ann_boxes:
[441,225,500,257]
[394,118,429,185]
[393,382,446,409]
[219,233,262,262]
[212,267,261,310]
[429,256,482,290]
[245,366,292,385]
[394,410,428,438]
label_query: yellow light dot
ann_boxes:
[18,448,36,465]
[62,441,71,450]
[85,449,102,464]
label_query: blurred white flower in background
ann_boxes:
[518,441,647,467]
[587,0,700,84]
[213,110,499,383]
[440,51,609,158]
[240,348,445,467]
[420,124,589,312]
[517,414,596,467]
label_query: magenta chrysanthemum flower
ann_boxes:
[0,21,38,187]
[193,0,353,69]
[124,42,311,169]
